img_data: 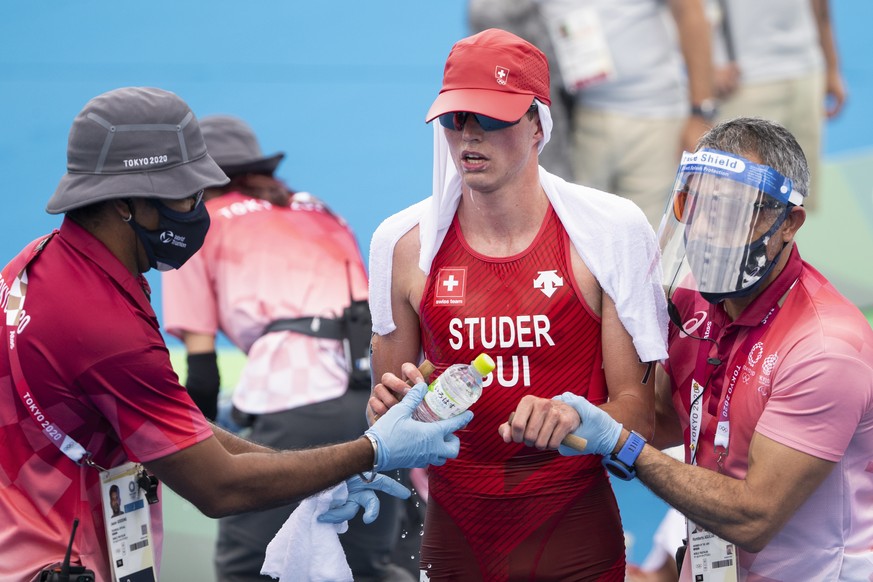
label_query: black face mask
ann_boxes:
[127,199,210,271]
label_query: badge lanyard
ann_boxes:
[682,308,778,582]
[4,234,159,581]
[3,234,95,466]
[688,305,779,468]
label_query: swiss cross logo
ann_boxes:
[495,66,509,86]
[434,267,466,306]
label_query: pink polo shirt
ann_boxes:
[0,219,213,582]
[666,247,873,580]
[162,192,369,414]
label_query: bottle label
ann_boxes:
[423,380,465,420]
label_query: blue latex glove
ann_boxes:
[317,473,410,525]
[366,382,473,472]
[552,392,622,457]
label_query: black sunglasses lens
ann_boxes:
[437,111,523,131]
[438,112,468,130]
[475,115,514,131]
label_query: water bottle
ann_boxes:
[412,353,496,422]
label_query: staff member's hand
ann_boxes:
[552,393,622,456]
[317,474,410,524]
[367,382,472,471]
[499,393,621,456]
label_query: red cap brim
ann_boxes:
[425,89,535,123]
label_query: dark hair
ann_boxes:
[697,117,810,198]
[66,200,114,228]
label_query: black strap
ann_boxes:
[186,351,220,421]
[262,300,373,392]
[262,316,344,340]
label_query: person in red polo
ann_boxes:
[0,86,471,582]
[502,117,873,581]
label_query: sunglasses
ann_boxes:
[672,188,788,224]
[672,188,695,223]
[151,189,204,214]
[190,189,205,208]
[438,102,537,132]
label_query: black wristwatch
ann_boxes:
[602,431,647,481]
[690,99,718,123]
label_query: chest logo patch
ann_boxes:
[434,267,467,306]
[533,270,563,298]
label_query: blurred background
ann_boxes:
[2,1,871,579]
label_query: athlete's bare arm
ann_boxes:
[367,226,426,424]
[570,246,656,439]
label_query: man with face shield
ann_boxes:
[660,143,806,307]
[501,117,873,580]
[0,87,472,582]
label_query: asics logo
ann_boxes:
[682,311,709,336]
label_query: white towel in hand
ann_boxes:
[261,483,353,582]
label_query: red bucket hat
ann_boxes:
[426,28,551,124]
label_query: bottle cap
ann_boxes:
[471,353,496,376]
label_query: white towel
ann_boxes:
[260,483,353,582]
[368,120,669,362]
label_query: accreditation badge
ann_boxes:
[101,462,157,582]
[687,519,738,582]
[541,6,616,93]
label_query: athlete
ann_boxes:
[367,29,669,580]
[502,118,873,581]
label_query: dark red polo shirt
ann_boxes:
[0,217,212,582]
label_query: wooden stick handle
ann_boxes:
[507,412,588,452]
[406,360,436,386]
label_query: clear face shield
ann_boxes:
[659,149,804,304]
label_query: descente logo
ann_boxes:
[122,154,169,168]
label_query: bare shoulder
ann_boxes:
[570,244,602,318]
[394,224,421,265]
[392,225,426,315]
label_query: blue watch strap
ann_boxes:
[615,431,646,467]
[602,431,647,481]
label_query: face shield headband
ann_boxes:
[659,149,803,303]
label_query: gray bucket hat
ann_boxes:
[199,115,285,177]
[47,87,229,214]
